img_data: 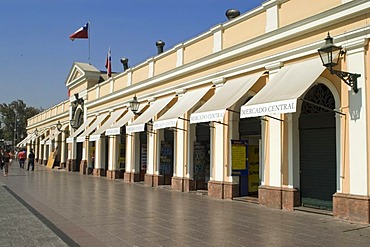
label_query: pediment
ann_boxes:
[65,62,101,89]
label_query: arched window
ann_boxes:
[301,84,335,114]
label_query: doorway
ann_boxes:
[299,84,337,210]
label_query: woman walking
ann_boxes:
[3,150,12,177]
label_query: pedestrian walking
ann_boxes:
[27,149,35,171]
[18,150,26,168]
[3,149,12,176]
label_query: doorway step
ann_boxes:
[190,190,208,196]
[294,206,333,216]
[157,185,172,190]
[233,196,259,204]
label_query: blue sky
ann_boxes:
[0,0,265,109]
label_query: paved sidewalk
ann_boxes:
[0,181,71,246]
[1,162,370,247]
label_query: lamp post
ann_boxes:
[318,33,361,93]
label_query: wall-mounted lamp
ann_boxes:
[129,95,140,115]
[70,119,77,130]
[56,121,70,134]
[56,121,62,131]
[318,33,361,93]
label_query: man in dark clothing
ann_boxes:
[27,150,35,171]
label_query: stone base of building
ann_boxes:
[80,160,87,175]
[93,168,106,177]
[123,172,140,183]
[171,177,197,192]
[184,178,196,192]
[60,162,66,169]
[333,193,370,224]
[86,167,93,175]
[258,185,300,211]
[145,174,164,187]
[208,181,239,199]
[172,177,184,191]
[107,170,123,179]
[67,159,78,172]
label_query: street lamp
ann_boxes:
[57,121,69,134]
[318,33,361,93]
[129,95,140,115]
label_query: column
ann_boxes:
[145,126,161,187]
[60,132,67,169]
[79,140,88,174]
[258,62,285,209]
[172,115,189,191]
[93,137,106,176]
[124,132,140,182]
[333,38,369,223]
[107,136,122,179]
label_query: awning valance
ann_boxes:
[89,108,127,141]
[153,86,211,130]
[104,104,148,136]
[126,95,174,133]
[40,132,51,145]
[66,117,96,143]
[240,58,325,118]
[76,112,109,142]
[190,73,262,124]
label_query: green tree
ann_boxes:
[0,100,41,146]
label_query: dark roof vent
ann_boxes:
[156,40,165,54]
[225,9,240,20]
[120,57,129,71]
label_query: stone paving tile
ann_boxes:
[2,163,370,247]
[0,185,69,247]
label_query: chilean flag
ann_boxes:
[69,23,89,41]
[105,48,112,77]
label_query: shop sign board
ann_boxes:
[231,140,248,176]
[240,99,296,118]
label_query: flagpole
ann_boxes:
[88,21,91,63]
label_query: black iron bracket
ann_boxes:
[331,69,360,94]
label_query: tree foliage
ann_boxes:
[0,99,41,144]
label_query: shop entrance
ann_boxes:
[193,124,210,190]
[119,129,126,172]
[139,132,147,181]
[299,84,336,210]
[238,117,261,197]
[159,129,174,185]
[76,142,82,172]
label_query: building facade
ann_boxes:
[21,0,370,224]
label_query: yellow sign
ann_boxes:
[231,141,247,170]
[248,145,259,192]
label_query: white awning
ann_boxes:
[17,134,34,147]
[240,58,325,118]
[40,132,51,145]
[89,108,127,141]
[190,73,262,123]
[153,86,211,130]
[76,112,109,142]
[46,129,60,145]
[105,104,147,136]
[29,129,47,143]
[66,117,96,143]
[126,95,174,133]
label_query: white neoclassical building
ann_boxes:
[21,0,370,224]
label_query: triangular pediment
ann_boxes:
[65,62,101,90]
